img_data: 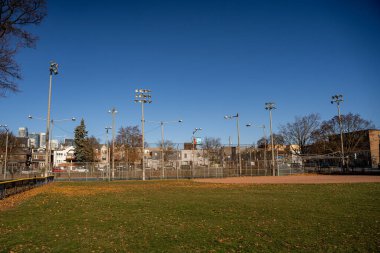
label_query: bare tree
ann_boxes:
[279,113,321,154]
[201,137,222,164]
[257,134,284,148]
[315,113,374,154]
[0,0,47,96]
[158,140,175,161]
[0,129,16,154]
[85,136,100,162]
[116,126,142,164]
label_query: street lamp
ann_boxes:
[108,108,117,180]
[331,94,345,170]
[192,128,202,178]
[265,102,276,176]
[246,123,267,172]
[0,124,9,180]
[135,89,152,181]
[146,119,183,179]
[28,115,75,172]
[224,113,242,176]
[44,61,58,177]
[105,126,112,181]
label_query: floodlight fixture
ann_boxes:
[49,62,58,75]
[265,102,276,111]
[193,127,202,135]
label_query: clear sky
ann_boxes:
[1,0,379,145]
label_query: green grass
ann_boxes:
[1,181,379,252]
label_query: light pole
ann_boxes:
[135,89,152,181]
[44,62,58,177]
[108,108,117,180]
[331,94,345,170]
[28,115,75,169]
[265,102,276,176]
[246,123,267,172]
[224,114,242,176]
[105,126,112,181]
[0,125,9,180]
[192,128,202,178]
[146,120,182,179]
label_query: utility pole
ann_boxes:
[105,126,112,181]
[246,123,267,173]
[0,125,9,180]
[192,128,202,178]
[265,102,276,176]
[135,89,152,181]
[224,114,242,176]
[108,108,117,180]
[146,120,182,179]
[45,62,58,177]
[331,94,345,171]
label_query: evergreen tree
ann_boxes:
[74,119,88,162]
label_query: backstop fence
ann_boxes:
[0,144,376,181]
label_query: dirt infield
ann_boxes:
[194,175,380,184]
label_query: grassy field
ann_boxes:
[0,180,379,252]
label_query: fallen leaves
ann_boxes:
[0,184,53,211]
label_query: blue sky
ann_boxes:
[1,0,379,145]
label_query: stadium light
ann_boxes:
[265,102,276,176]
[224,113,242,176]
[135,88,152,181]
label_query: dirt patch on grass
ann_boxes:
[194,175,380,184]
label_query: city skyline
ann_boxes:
[1,0,379,145]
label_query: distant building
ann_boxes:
[39,133,46,148]
[308,129,380,168]
[31,149,46,170]
[64,138,74,147]
[6,147,31,173]
[16,137,28,148]
[53,146,75,166]
[50,140,59,150]
[18,127,28,137]
[28,133,40,148]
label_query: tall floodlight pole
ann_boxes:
[331,94,345,170]
[135,89,152,181]
[192,128,202,178]
[246,123,267,172]
[224,114,242,176]
[0,125,9,180]
[265,102,276,176]
[105,126,112,181]
[108,108,118,180]
[44,62,58,177]
[147,120,182,179]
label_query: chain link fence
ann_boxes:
[1,144,376,181]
